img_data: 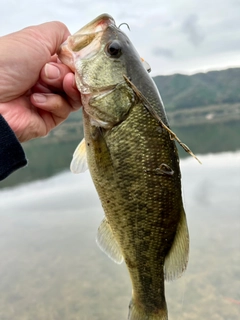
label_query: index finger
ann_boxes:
[23,21,71,57]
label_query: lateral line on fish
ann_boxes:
[123,75,202,164]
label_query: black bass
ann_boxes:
[58,14,189,320]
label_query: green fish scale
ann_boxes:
[84,100,184,314]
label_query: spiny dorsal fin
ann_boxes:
[96,217,123,264]
[164,207,189,281]
[70,138,88,173]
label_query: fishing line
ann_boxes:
[179,277,186,320]
[123,75,202,164]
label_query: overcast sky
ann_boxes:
[1,0,240,75]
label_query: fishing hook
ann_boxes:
[118,22,131,31]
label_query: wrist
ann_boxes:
[0,115,27,180]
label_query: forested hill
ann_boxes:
[154,67,240,110]
[1,67,240,188]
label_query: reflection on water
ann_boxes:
[0,152,239,319]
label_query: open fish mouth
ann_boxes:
[70,13,115,49]
[58,14,116,71]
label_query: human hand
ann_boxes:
[0,21,81,142]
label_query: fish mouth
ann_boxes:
[58,14,116,71]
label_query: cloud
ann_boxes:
[1,0,240,75]
[181,14,205,46]
[152,47,174,58]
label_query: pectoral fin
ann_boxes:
[70,138,88,173]
[96,217,123,264]
[164,207,189,281]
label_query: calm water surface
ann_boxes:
[0,152,239,319]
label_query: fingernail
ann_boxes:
[45,63,60,79]
[32,93,47,103]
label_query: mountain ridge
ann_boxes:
[154,67,240,110]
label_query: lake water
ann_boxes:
[0,152,239,319]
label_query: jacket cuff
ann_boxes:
[0,115,27,181]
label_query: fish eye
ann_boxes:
[106,40,122,57]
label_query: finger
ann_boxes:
[63,73,82,110]
[24,21,70,57]
[0,22,71,103]
[31,82,52,94]
[40,62,72,90]
[50,54,58,63]
[38,65,82,110]
[31,93,74,125]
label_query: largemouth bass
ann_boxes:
[58,14,189,320]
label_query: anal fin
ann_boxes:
[96,217,123,264]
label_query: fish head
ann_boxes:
[58,13,153,128]
[58,13,149,95]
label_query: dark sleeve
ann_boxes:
[0,115,27,181]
